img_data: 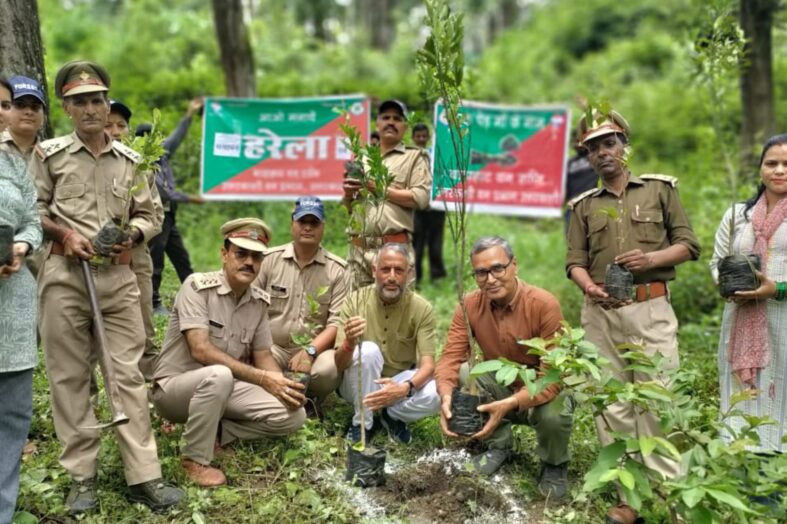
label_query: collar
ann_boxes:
[597,173,644,196]
[489,279,524,312]
[216,269,252,305]
[68,131,115,155]
[382,141,407,157]
[0,130,13,143]
[282,241,326,265]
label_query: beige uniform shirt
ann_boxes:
[154,270,273,382]
[566,174,700,284]
[335,286,436,377]
[255,242,349,350]
[359,143,431,236]
[0,130,35,162]
[30,132,159,246]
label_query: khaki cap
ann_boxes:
[579,109,630,145]
[54,60,110,99]
[221,218,271,252]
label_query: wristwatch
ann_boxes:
[406,380,415,398]
[305,345,318,360]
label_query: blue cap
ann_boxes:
[9,76,45,105]
[292,196,325,222]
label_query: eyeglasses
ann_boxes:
[472,258,513,282]
[231,248,263,262]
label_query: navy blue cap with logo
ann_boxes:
[9,76,45,105]
[292,196,325,222]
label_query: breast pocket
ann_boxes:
[108,180,131,220]
[587,215,610,256]
[267,285,290,316]
[209,323,228,352]
[631,210,665,244]
[54,183,87,216]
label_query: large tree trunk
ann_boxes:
[740,0,778,173]
[212,0,256,97]
[359,0,395,50]
[0,0,52,138]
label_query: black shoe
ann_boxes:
[538,461,569,500]
[380,408,412,444]
[345,422,376,444]
[66,478,98,515]
[470,448,510,476]
[127,479,184,511]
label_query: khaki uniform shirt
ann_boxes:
[154,270,273,382]
[335,286,436,377]
[255,242,349,349]
[566,174,700,284]
[30,132,160,247]
[359,143,431,236]
[0,130,33,161]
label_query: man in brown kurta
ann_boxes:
[342,100,431,285]
[565,110,700,524]
[152,218,306,488]
[435,236,572,497]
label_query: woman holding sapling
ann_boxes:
[566,109,700,524]
[710,133,787,453]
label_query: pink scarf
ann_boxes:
[729,194,787,386]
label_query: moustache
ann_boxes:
[239,265,255,273]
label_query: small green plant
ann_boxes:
[290,286,329,350]
[120,108,166,232]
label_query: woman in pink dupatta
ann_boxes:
[710,134,787,454]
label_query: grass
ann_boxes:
[16,201,723,523]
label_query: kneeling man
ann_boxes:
[435,236,573,500]
[335,243,440,444]
[152,219,306,487]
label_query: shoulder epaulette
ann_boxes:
[112,141,142,163]
[262,244,287,256]
[325,251,348,268]
[250,285,271,304]
[35,135,73,161]
[190,272,222,291]
[640,174,678,188]
[567,187,601,209]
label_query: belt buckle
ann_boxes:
[643,283,651,301]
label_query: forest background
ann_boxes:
[2,0,785,522]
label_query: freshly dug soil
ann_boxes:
[718,254,760,298]
[374,461,508,524]
[448,389,488,436]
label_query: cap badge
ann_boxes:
[79,71,90,81]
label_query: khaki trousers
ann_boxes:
[270,344,339,401]
[131,245,157,381]
[38,255,161,485]
[581,295,681,480]
[152,365,306,465]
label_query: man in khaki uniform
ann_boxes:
[30,60,182,514]
[255,196,348,404]
[152,219,307,487]
[342,99,431,285]
[565,110,700,524]
[105,99,164,380]
[335,243,440,444]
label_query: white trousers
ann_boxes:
[339,341,440,429]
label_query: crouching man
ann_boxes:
[335,243,440,444]
[152,219,306,487]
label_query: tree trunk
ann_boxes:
[0,0,52,138]
[360,0,395,50]
[740,0,777,173]
[212,0,256,97]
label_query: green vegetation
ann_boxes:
[17,0,787,521]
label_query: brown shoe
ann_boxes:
[606,504,644,524]
[213,440,235,459]
[182,458,227,487]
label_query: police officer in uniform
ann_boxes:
[565,110,700,524]
[152,219,307,487]
[30,60,183,514]
[255,196,348,406]
[342,99,431,285]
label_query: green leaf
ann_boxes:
[652,437,682,461]
[705,489,753,513]
[639,436,657,457]
[470,359,503,376]
[596,441,627,469]
[599,469,619,483]
[681,487,705,508]
[496,366,518,386]
[686,505,713,524]
[618,469,635,489]
[12,512,38,524]
[192,512,207,524]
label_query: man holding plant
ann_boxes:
[30,60,183,513]
[434,236,572,498]
[152,218,307,487]
[335,243,440,443]
[255,196,348,405]
[342,100,431,285]
[565,110,700,524]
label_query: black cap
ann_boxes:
[109,100,132,122]
[377,99,407,118]
[135,123,152,137]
